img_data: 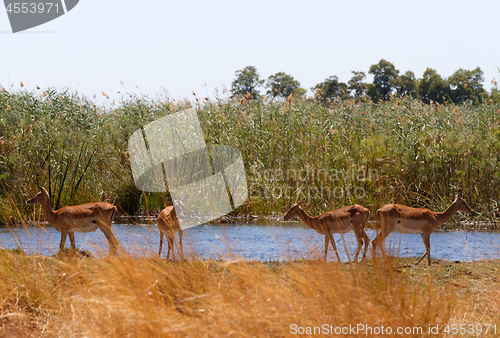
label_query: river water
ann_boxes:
[1,220,499,262]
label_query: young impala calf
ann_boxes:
[372,190,474,266]
[283,199,370,262]
[157,195,189,259]
[26,187,119,255]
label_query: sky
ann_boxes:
[0,0,499,103]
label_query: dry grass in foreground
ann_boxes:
[0,251,499,337]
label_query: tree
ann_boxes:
[266,72,306,99]
[447,67,486,104]
[418,68,449,104]
[348,71,368,98]
[367,59,399,102]
[230,66,265,100]
[394,70,417,97]
[312,76,348,103]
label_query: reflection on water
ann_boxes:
[1,221,499,262]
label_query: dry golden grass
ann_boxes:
[0,250,499,337]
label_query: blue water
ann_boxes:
[1,221,499,262]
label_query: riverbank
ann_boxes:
[0,251,498,337]
[2,215,498,232]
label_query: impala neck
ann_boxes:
[294,207,320,231]
[434,200,459,226]
[40,195,58,226]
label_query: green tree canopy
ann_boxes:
[348,71,368,98]
[447,67,486,104]
[418,68,449,104]
[394,70,417,97]
[230,66,265,100]
[367,59,399,102]
[312,76,348,103]
[266,72,306,99]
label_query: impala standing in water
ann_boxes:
[283,199,371,262]
[27,187,119,255]
[157,195,189,259]
[372,190,474,266]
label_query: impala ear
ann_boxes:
[457,190,463,198]
[39,187,43,192]
[297,198,305,206]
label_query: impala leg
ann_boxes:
[352,229,364,262]
[329,233,341,262]
[324,235,329,261]
[100,225,118,256]
[414,233,431,266]
[68,232,76,252]
[372,230,390,264]
[178,230,184,260]
[59,228,68,254]
[159,231,164,256]
[426,234,432,266]
[167,231,174,260]
[361,230,370,261]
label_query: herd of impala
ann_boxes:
[26,187,474,266]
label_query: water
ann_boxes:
[1,221,499,262]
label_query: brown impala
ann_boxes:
[27,187,119,255]
[372,190,474,266]
[157,195,189,259]
[284,199,370,262]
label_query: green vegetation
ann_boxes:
[1,74,500,336]
[367,59,401,102]
[312,75,350,103]
[230,66,265,100]
[233,60,493,105]
[266,72,306,99]
[1,85,500,225]
[204,96,500,227]
[347,71,369,99]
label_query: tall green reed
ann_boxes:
[1,87,499,227]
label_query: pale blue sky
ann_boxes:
[1,0,499,103]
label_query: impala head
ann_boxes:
[26,187,50,206]
[283,198,305,221]
[454,190,475,215]
[168,195,189,218]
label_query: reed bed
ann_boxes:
[1,248,499,337]
[1,88,500,228]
